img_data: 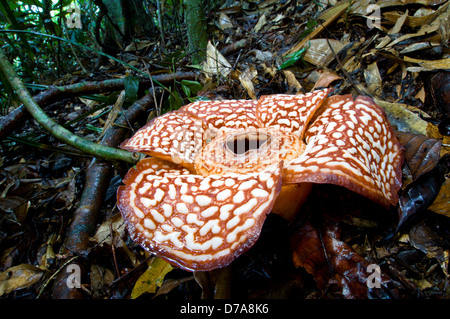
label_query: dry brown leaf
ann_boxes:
[312,69,342,90]
[90,264,115,298]
[286,1,349,55]
[409,222,449,276]
[0,196,29,223]
[291,221,399,298]
[90,213,126,247]
[376,10,409,49]
[124,41,153,52]
[282,70,303,92]
[364,62,383,96]
[238,66,257,100]
[218,13,233,30]
[303,39,345,67]
[395,131,443,182]
[153,276,194,298]
[99,90,126,139]
[202,41,232,77]
[0,264,45,296]
[404,56,450,71]
[253,13,267,32]
[384,1,448,28]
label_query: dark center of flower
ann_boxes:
[194,128,306,176]
[225,131,271,155]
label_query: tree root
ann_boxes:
[51,93,155,298]
[0,71,197,140]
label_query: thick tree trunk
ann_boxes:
[184,0,208,64]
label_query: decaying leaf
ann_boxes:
[282,70,303,92]
[398,156,447,228]
[0,264,45,296]
[404,56,450,71]
[238,66,257,100]
[286,1,349,55]
[131,257,173,299]
[409,222,449,276]
[153,276,194,298]
[374,98,441,138]
[90,213,126,247]
[302,39,345,67]
[395,131,443,183]
[90,264,115,298]
[364,62,383,96]
[124,40,153,52]
[253,13,267,33]
[312,70,342,90]
[202,41,232,77]
[291,221,399,298]
[0,196,30,223]
[99,90,126,139]
[218,13,233,30]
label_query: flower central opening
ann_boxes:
[225,131,271,155]
[194,128,306,176]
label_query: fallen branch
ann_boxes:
[0,47,141,163]
[51,93,155,299]
[0,71,198,140]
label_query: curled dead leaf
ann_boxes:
[0,196,29,224]
[395,131,443,183]
[398,156,447,229]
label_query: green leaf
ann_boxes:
[180,79,202,97]
[124,76,140,103]
[187,95,209,103]
[298,20,318,40]
[278,48,307,70]
[168,89,183,111]
[85,124,102,133]
[131,257,173,299]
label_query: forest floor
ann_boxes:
[0,0,449,300]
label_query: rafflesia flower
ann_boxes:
[117,89,404,271]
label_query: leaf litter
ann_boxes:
[0,0,449,299]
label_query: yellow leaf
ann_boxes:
[0,264,44,296]
[428,177,450,218]
[373,98,441,138]
[131,257,173,299]
[403,57,450,71]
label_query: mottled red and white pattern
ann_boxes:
[118,158,282,271]
[118,89,404,271]
[284,95,403,206]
